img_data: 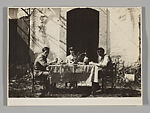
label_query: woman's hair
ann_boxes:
[42,47,49,52]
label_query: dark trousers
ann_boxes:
[92,82,100,94]
[91,70,104,95]
[34,70,56,94]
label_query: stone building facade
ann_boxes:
[9,7,141,66]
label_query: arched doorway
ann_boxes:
[67,8,99,62]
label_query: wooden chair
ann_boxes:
[30,64,57,96]
[28,63,45,93]
[101,63,117,91]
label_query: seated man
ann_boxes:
[34,47,57,95]
[89,47,112,94]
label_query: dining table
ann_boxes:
[47,64,100,86]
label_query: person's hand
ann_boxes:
[54,58,58,63]
[59,60,64,64]
[78,62,84,65]
[48,58,58,65]
[89,61,94,65]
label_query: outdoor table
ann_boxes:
[47,64,99,85]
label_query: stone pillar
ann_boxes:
[98,8,110,54]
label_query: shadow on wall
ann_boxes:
[9,19,35,79]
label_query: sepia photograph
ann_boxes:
[7,7,142,105]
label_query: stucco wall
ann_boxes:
[30,8,61,62]
[109,8,141,65]
[29,7,109,62]
[9,7,141,66]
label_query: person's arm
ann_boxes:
[66,56,69,63]
[89,55,110,67]
[38,56,49,67]
[97,55,110,67]
[65,56,74,64]
[48,58,58,65]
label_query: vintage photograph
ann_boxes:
[8,7,142,105]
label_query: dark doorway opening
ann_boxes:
[67,8,99,62]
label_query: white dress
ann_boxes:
[66,55,76,64]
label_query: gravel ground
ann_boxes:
[9,75,141,98]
